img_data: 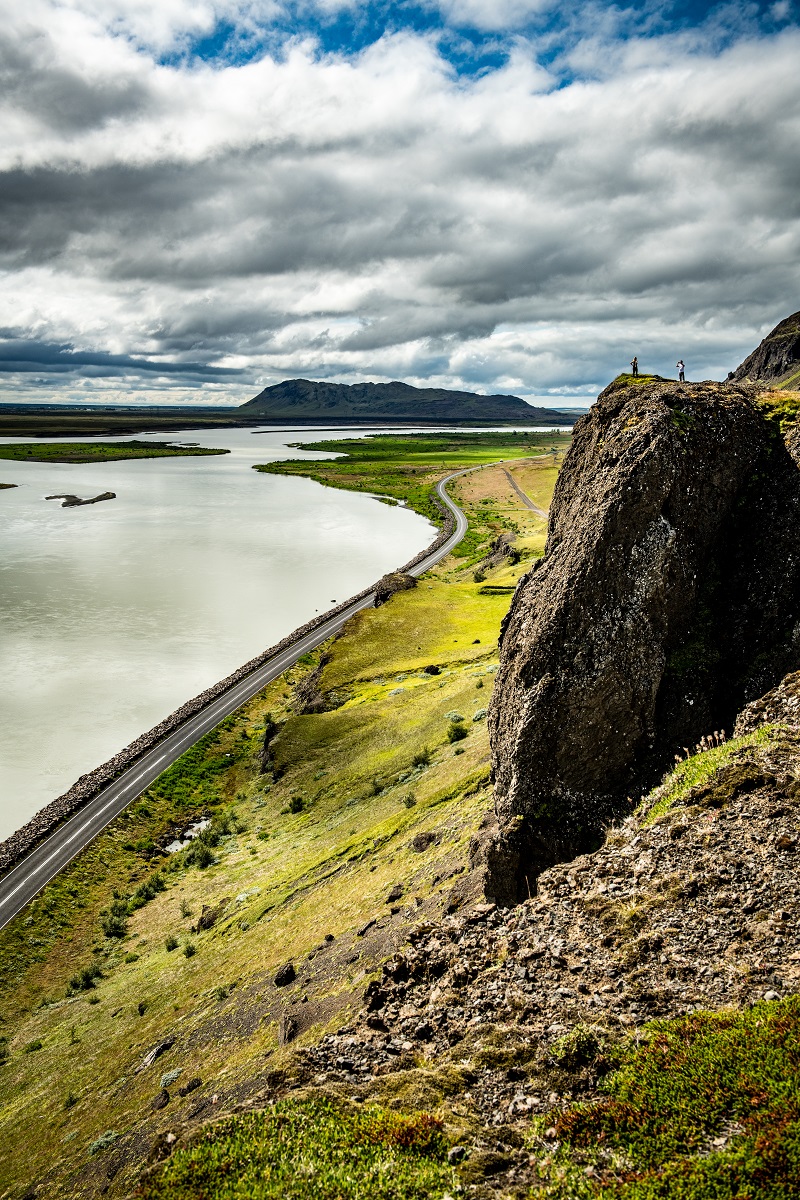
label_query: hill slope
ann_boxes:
[730,309,800,388]
[239,378,575,425]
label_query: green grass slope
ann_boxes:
[0,442,555,1199]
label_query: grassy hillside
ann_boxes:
[0,443,556,1198]
[3,426,800,1200]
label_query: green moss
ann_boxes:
[136,1098,455,1200]
[533,997,800,1199]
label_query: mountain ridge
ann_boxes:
[240,377,576,425]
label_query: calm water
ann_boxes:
[0,426,434,839]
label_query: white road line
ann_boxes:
[0,459,533,926]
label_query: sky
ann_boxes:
[0,0,798,409]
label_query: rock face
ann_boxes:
[373,572,417,607]
[487,377,800,901]
[730,310,800,388]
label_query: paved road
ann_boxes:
[501,466,550,519]
[0,469,473,931]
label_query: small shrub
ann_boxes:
[412,748,431,767]
[24,1039,43,1053]
[288,796,304,813]
[165,935,179,952]
[180,899,192,918]
[130,871,167,909]
[137,1001,147,1016]
[446,722,468,743]
[69,963,102,993]
[89,1130,119,1157]
[64,1092,78,1109]
[476,679,484,689]
[473,569,486,582]
[453,746,465,755]
[184,842,215,869]
[444,711,464,722]
[125,952,139,964]
[403,793,417,808]
[183,941,197,958]
[472,708,487,721]
[100,910,128,938]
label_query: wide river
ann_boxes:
[0,425,438,840]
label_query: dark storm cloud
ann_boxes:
[0,4,798,400]
[0,338,244,378]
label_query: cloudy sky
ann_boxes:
[1,0,798,408]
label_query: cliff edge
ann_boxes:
[730,309,800,389]
[486,376,800,901]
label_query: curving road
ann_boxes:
[0,469,475,931]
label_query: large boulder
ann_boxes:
[486,377,800,901]
[730,310,800,388]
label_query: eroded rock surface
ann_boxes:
[487,378,800,900]
[373,571,417,607]
[730,309,800,387]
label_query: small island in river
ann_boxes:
[0,440,229,464]
[46,491,116,507]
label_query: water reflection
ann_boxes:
[0,426,432,838]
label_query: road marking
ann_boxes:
[0,461,526,926]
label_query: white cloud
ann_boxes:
[0,4,798,404]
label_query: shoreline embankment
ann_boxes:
[0,496,455,878]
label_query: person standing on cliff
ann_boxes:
[631,356,639,376]
[677,359,685,382]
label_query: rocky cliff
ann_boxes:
[730,309,800,388]
[486,376,800,901]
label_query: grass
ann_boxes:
[135,1097,455,1199]
[754,389,800,432]
[0,440,229,463]
[640,724,778,825]
[0,441,559,1199]
[530,997,800,1199]
[255,430,570,524]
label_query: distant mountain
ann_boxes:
[239,378,575,425]
[730,310,800,389]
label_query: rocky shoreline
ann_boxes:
[0,492,455,878]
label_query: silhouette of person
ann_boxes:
[676,360,685,382]
[631,356,639,376]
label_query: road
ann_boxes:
[501,467,550,519]
[0,469,473,931]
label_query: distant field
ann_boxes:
[0,440,229,464]
[255,430,571,526]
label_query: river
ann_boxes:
[0,426,436,839]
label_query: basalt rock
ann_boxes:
[487,377,800,902]
[730,310,800,389]
[373,572,417,607]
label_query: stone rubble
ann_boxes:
[286,713,800,1192]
